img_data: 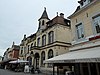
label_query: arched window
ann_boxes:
[37,38,40,46]
[48,31,54,44]
[30,51,33,55]
[48,49,53,67]
[41,51,45,66]
[31,43,33,49]
[34,42,36,46]
[42,35,46,46]
[20,47,23,54]
[48,49,53,59]
[42,20,45,25]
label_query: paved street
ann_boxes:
[0,69,45,75]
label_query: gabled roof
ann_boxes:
[38,7,50,20]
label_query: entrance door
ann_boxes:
[34,53,39,69]
[27,56,32,66]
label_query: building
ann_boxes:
[2,42,20,68]
[0,56,2,62]
[44,0,100,75]
[19,8,71,73]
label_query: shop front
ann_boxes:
[44,47,100,75]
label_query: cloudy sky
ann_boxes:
[0,0,79,56]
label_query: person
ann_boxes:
[30,65,34,73]
[24,63,29,73]
[5,65,7,69]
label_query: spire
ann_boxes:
[13,41,15,46]
[38,7,50,20]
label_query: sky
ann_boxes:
[0,0,79,56]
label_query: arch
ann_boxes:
[48,49,53,59]
[37,37,40,46]
[34,53,39,69]
[42,34,46,46]
[27,56,32,66]
[42,20,45,25]
[34,53,40,58]
[48,31,54,44]
[30,51,33,54]
[41,51,45,66]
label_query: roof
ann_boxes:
[68,0,98,19]
[78,0,84,3]
[27,33,36,39]
[12,45,20,50]
[47,15,70,27]
[44,46,100,63]
[38,7,50,20]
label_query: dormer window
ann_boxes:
[79,0,92,8]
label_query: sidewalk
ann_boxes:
[0,69,46,75]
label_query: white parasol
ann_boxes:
[9,59,29,64]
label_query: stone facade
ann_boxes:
[19,8,71,72]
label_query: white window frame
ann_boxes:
[76,23,84,40]
[93,14,100,34]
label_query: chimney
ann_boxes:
[60,13,64,18]
[24,34,26,39]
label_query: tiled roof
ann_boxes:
[47,15,70,26]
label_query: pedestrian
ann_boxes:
[24,63,29,73]
[4,65,7,69]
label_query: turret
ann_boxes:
[38,7,50,31]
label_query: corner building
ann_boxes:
[19,8,71,73]
[44,0,100,75]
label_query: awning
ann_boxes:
[44,47,100,63]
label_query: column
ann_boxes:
[57,66,59,75]
[53,64,55,75]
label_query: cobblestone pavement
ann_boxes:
[0,69,45,75]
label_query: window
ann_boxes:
[48,49,53,59]
[37,38,40,46]
[20,47,23,54]
[38,21,41,29]
[31,43,33,49]
[48,31,54,44]
[34,42,36,46]
[48,49,53,67]
[42,20,45,25]
[93,15,100,34]
[41,51,45,66]
[76,23,84,39]
[42,35,46,46]
[28,45,30,53]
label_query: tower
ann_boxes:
[38,7,50,31]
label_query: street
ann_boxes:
[0,69,44,75]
